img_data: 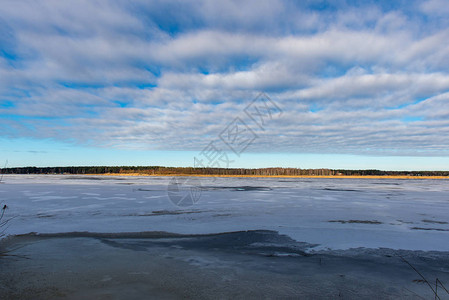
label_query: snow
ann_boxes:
[1,174,449,251]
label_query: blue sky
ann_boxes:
[1,0,449,170]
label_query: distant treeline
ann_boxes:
[1,166,448,177]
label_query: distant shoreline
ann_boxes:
[3,166,449,179]
[79,173,449,179]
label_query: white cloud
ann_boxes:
[1,0,449,156]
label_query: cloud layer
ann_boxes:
[1,0,449,156]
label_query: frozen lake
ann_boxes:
[1,174,448,251]
[1,175,449,299]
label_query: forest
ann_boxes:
[1,166,448,177]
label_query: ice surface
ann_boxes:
[1,174,449,251]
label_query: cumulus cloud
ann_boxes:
[0,0,449,157]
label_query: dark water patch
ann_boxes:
[134,188,157,192]
[200,186,272,191]
[422,219,448,224]
[329,220,383,225]
[124,210,205,217]
[64,176,127,181]
[98,230,315,257]
[232,186,272,191]
[322,188,362,192]
[213,213,233,217]
[277,180,313,183]
[411,227,449,232]
[12,230,316,257]
[36,214,55,219]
